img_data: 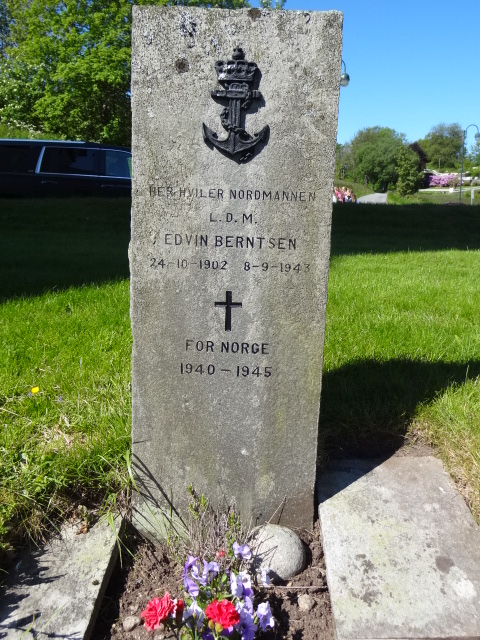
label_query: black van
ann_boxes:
[0,139,131,197]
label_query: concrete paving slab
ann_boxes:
[318,456,480,639]
[0,516,122,639]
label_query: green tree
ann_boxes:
[396,145,423,196]
[0,1,9,58]
[260,0,285,6]
[335,142,351,179]
[468,140,480,169]
[418,123,463,171]
[409,141,428,172]
[0,0,249,145]
[351,126,405,192]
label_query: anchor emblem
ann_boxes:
[203,47,269,163]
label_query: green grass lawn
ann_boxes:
[0,198,130,300]
[389,188,480,205]
[0,199,132,558]
[321,204,480,521]
[1,198,480,560]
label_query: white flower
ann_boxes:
[260,568,271,586]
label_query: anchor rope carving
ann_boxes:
[203,46,269,162]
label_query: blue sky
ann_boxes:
[252,0,480,147]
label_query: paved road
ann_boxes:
[357,193,388,204]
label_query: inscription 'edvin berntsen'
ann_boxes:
[164,234,297,250]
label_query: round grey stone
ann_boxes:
[248,524,307,583]
[298,594,315,611]
[122,615,142,632]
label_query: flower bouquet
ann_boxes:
[141,542,274,639]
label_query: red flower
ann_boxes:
[216,549,226,558]
[205,599,240,629]
[173,598,184,624]
[141,592,175,631]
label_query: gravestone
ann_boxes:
[130,7,343,537]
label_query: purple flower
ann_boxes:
[257,601,274,631]
[235,603,258,640]
[183,555,199,576]
[183,600,204,631]
[243,595,254,615]
[233,542,252,561]
[191,562,202,582]
[240,617,258,640]
[201,560,219,585]
[183,555,203,594]
[260,568,271,586]
[230,571,242,597]
[184,575,199,597]
[230,571,253,599]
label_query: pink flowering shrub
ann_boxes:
[428,173,457,187]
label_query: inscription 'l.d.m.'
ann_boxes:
[203,46,269,163]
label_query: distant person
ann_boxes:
[334,186,356,203]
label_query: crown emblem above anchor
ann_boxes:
[203,47,269,163]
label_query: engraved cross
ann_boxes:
[215,290,242,332]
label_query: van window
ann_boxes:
[40,147,99,175]
[105,150,131,178]
[0,144,39,172]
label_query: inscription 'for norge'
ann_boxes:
[186,339,269,354]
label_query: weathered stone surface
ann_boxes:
[130,7,342,532]
[318,457,480,639]
[249,523,307,582]
[0,517,122,639]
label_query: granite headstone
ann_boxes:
[130,7,343,537]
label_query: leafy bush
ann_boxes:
[396,146,423,195]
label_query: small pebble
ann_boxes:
[298,594,315,611]
[122,615,142,632]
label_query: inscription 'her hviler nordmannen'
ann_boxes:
[148,186,316,202]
